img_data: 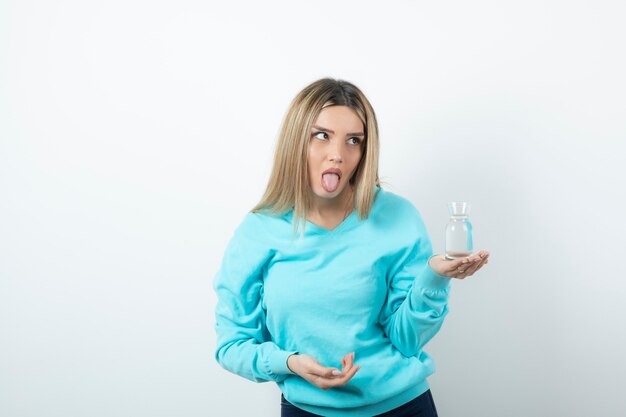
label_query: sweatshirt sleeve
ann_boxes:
[378,207,452,357]
[213,213,298,383]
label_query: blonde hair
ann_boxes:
[251,78,384,239]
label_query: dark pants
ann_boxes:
[280,389,439,417]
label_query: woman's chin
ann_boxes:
[312,185,343,199]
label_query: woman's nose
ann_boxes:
[329,143,343,162]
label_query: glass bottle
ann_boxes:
[445,202,473,260]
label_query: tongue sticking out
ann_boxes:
[322,173,340,192]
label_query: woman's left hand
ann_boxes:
[428,250,490,280]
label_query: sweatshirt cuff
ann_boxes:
[268,349,299,375]
[422,254,452,290]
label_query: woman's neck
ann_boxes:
[308,186,354,219]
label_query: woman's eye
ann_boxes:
[312,131,361,145]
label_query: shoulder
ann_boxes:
[233,209,288,240]
[234,211,269,235]
[371,189,434,258]
[375,187,422,222]
[221,211,280,259]
[371,187,428,241]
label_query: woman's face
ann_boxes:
[307,105,365,203]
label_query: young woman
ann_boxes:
[213,78,490,417]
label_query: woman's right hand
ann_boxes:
[287,352,360,391]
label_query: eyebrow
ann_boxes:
[312,125,365,137]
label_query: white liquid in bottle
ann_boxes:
[445,202,473,260]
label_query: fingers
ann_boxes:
[336,352,354,377]
[307,352,353,380]
[446,257,475,276]
[460,255,488,278]
[447,254,477,271]
[309,352,360,391]
[462,250,489,265]
[336,362,360,384]
[448,257,469,271]
[453,250,490,279]
[309,360,342,379]
[316,363,360,390]
[342,352,354,374]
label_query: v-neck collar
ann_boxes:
[286,185,381,236]
[305,209,358,234]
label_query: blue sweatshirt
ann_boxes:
[213,185,452,416]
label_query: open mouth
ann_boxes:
[321,172,340,193]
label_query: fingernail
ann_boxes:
[332,370,342,376]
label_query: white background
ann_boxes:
[1,1,625,416]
